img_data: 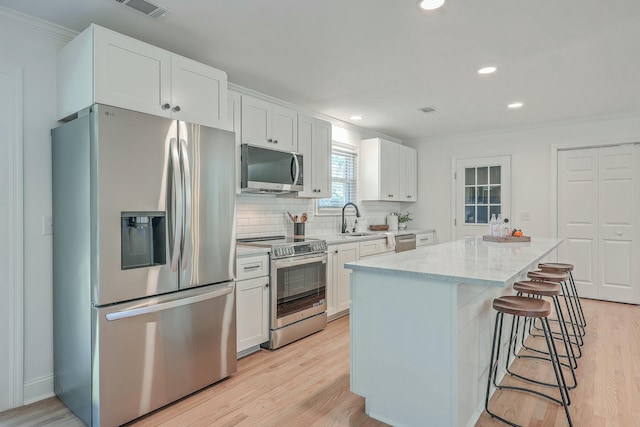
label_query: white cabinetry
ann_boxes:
[360,138,418,202]
[240,94,297,152]
[297,114,332,197]
[415,231,435,247]
[58,24,227,129]
[359,238,395,258]
[235,253,270,355]
[326,242,359,318]
[399,145,418,201]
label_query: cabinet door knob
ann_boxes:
[273,139,278,144]
[264,283,269,288]
[172,106,181,112]
[161,103,171,110]
[267,138,273,143]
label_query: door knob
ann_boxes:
[172,106,181,112]
[161,103,171,110]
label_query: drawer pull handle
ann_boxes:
[243,265,261,271]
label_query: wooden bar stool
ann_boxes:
[538,262,586,329]
[527,270,585,350]
[510,281,578,390]
[485,295,573,427]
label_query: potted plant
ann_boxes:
[394,211,413,229]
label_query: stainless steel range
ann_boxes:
[237,236,328,349]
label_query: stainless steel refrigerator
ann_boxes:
[52,104,237,427]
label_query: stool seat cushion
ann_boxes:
[538,262,574,273]
[492,295,551,318]
[527,270,569,282]
[513,280,562,296]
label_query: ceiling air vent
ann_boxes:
[114,0,170,19]
[418,106,437,114]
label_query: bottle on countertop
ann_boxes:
[501,217,509,237]
[489,214,497,237]
[494,214,503,237]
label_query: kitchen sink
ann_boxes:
[341,232,379,237]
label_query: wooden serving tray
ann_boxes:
[483,235,531,243]
[369,224,389,231]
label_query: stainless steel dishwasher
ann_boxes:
[395,233,417,252]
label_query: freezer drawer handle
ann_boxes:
[105,285,233,321]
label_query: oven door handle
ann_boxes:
[273,254,327,268]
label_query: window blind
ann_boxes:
[318,146,358,209]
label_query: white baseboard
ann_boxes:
[23,374,54,405]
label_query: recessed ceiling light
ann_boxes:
[350,115,363,121]
[478,66,497,75]
[507,102,524,109]
[418,0,445,11]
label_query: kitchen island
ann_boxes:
[345,236,563,427]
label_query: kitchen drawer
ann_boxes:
[415,232,434,247]
[236,254,269,280]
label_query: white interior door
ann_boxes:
[0,65,23,411]
[558,144,639,304]
[454,155,511,239]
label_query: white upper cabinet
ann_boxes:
[360,138,417,202]
[297,113,332,198]
[58,24,227,129]
[398,145,418,201]
[240,94,297,152]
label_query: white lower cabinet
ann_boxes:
[415,231,435,247]
[359,238,395,258]
[327,242,359,319]
[235,253,270,355]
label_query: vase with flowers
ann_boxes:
[394,211,413,230]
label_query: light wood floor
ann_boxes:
[0,299,638,427]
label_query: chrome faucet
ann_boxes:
[341,202,361,233]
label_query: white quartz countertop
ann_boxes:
[310,228,435,245]
[345,236,563,287]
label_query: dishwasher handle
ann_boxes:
[105,284,233,321]
[396,234,416,243]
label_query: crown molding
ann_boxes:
[0,6,77,42]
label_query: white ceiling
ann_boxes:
[2,0,640,141]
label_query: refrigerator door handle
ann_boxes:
[291,153,300,185]
[169,137,183,272]
[180,138,192,271]
[105,284,234,321]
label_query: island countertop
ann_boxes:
[345,236,563,287]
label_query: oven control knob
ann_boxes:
[274,248,282,257]
[287,247,294,256]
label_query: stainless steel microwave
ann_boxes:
[240,144,304,194]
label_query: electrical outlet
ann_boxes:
[520,211,532,222]
[42,215,53,235]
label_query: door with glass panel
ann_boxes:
[455,156,511,239]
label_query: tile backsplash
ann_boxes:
[236,194,405,238]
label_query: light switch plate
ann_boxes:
[42,215,53,235]
[520,211,532,221]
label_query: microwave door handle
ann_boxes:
[291,153,300,185]
[179,138,192,271]
[169,137,183,272]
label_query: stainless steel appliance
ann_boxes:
[395,233,417,252]
[52,104,237,427]
[240,144,303,193]
[237,236,328,349]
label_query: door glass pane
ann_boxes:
[490,205,501,218]
[489,186,501,204]
[490,166,501,184]
[465,206,475,223]
[465,187,475,204]
[477,167,488,185]
[465,168,475,185]
[477,206,488,224]
[477,186,488,204]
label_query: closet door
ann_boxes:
[558,144,639,304]
[598,145,639,303]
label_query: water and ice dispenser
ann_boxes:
[121,212,166,269]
